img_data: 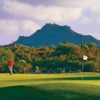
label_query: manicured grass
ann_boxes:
[0,73,100,100]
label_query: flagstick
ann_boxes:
[82,55,88,80]
[82,60,85,80]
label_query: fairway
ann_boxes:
[0,73,100,100]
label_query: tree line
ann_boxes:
[0,43,100,73]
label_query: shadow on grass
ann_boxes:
[36,76,100,81]
[9,76,100,83]
[0,84,100,100]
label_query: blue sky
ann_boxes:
[0,0,100,45]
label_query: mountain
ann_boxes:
[15,23,100,47]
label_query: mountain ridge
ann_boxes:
[15,23,100,47]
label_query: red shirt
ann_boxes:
[7,60,13,67]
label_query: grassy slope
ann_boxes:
[0,73,100,100]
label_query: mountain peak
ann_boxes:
[42,23,71,31]
[42,23,59,29]
[15,23,100,47]
[43,23,69,28]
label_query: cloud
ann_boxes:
[82,16,93,24]
[3,0,83,22]
[97,19,100,24]
[3,0,100,23]
[0,20,19,35]
[91,6,100,12]
[0,19,40,45]
[57,0,100,7]
[19,20,41,36]
[2,0,100,22]
[0,19,40,35]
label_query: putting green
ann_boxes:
[0,73,100,100]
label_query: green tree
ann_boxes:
[0,48,14,72]
[15,59,29,73]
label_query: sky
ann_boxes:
[0,0,100,45]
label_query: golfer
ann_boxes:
[7,58,13,75]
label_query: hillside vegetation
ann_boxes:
[0,43,100,73]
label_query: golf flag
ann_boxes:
[83,55,88,60]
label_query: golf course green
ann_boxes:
[0,73,100,100]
